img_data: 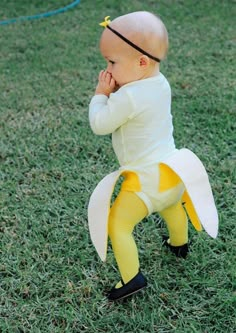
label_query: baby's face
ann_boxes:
[100,30,142,88]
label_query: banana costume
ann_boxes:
[88,72,218,286]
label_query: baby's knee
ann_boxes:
[108,213,120,240]
[108,213,131,241]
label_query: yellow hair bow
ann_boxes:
[99,16,111,27]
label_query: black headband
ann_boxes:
[106,25,161,63]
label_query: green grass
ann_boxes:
[0,0,235,332]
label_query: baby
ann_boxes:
[88,11,218,301]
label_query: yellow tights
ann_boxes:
[108,191,188,287]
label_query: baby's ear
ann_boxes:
[139,55,150,68]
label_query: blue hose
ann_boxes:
[0,0,81,26]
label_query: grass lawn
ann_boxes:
[0,0,235,332]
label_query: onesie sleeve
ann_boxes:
[89,89,134,135]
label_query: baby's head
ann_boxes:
[99,11,168,87]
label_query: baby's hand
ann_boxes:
[95,70,116,97]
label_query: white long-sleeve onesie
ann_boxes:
[89,73,176,167]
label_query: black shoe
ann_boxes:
[162,236,189,259]
[107,271,147,301]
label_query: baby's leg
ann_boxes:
[160,199,188,246]
[108,190,148,285]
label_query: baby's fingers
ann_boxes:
[110,77,116,90]
[98,70,105,80]
[104,71,112,84]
